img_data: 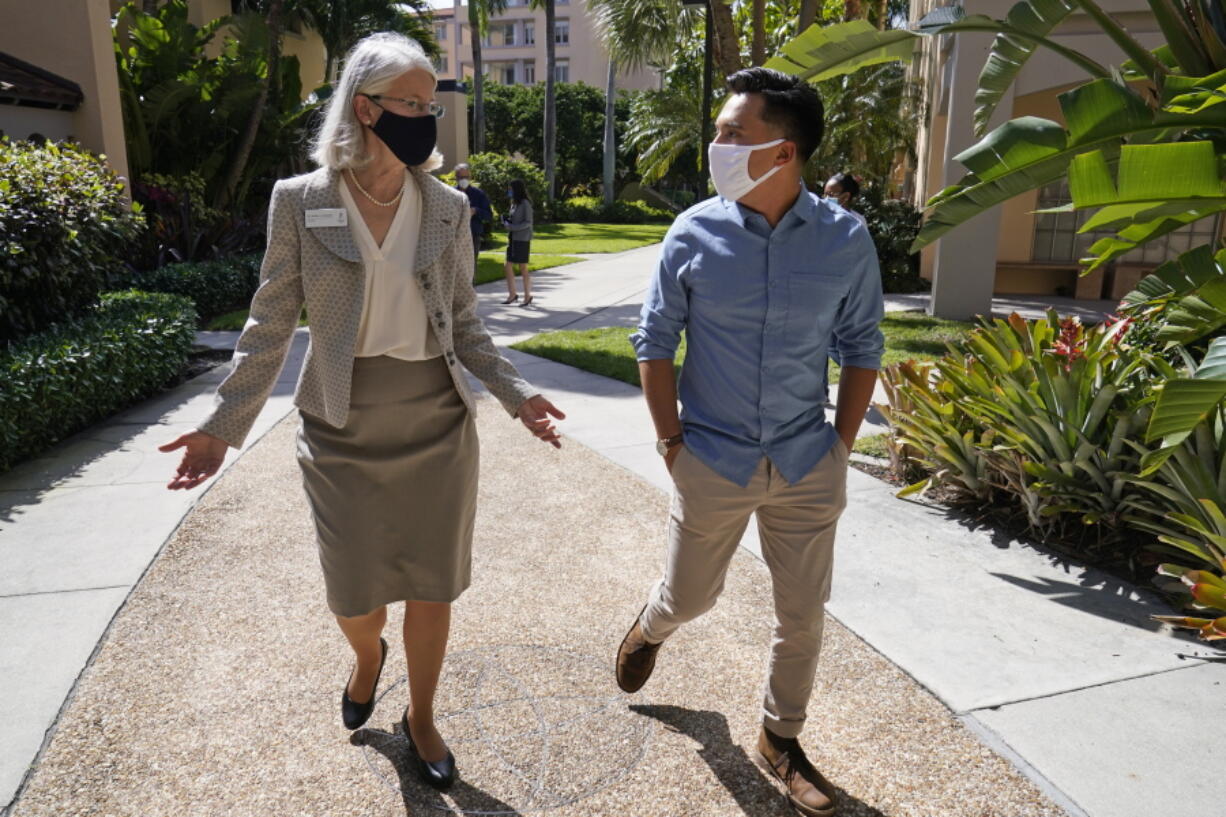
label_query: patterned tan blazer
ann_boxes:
[198,165,537,449]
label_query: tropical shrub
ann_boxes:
[115,1,319,238]
[115,254,261,324]
[0,291,197,471]
[880,311,1162,560]
[553,196,673,224]
[467,153,548,220]
[130,173,263,268]
[857,185,926,293]
[476,81,636,196]
[0,138,145,343]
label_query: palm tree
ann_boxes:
[218,0,285,210]
[295,0,437,83]
[590,0,694,205]
[797,0,819,34]
[709,0,742,80]
[465,0,508,153]
[542,0,557,205]
[751,0,766,65]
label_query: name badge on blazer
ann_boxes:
[305,208,348,228]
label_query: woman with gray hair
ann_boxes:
[159,32,565,789]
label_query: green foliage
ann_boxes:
[0,138,144,342]
[115,254,262,324]
[474,82,635,196]
[0,291,197,472]
[466,152,548,219]
[115,1,319,226]
[810,62,923,189]
[856,186,927,293]
[552,196,673,224]
[880,311,1163,557]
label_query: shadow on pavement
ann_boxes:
[353,726,525,816]
[630,704,886,817]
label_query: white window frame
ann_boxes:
[523,21,535,45]
[554,19,569,45]
[554,59,569,82]
[523,62,536,84]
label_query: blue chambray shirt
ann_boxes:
[631,187,884,488]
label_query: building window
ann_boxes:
[554,60,569,83]
[554,20,569,45]
[485,22,516,47]
[524,21,535,45]
[524,62,536,84]
[492,63,516,85]
[434,22,447,41]
[438,54,449,75]
[1032,180,1223,266]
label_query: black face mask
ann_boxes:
[364,97,437,167]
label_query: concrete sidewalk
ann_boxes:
[2,244,1218,817]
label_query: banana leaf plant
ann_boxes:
[763,0,1226,256]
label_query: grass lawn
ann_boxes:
[852,432,891,457]
[481,222,669,255]
[475,252,583,286]
[509,311,973,388]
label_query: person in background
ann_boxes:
[617,68,884,817]
[823,171,867,230]
[500,179,534,307]
[455,163,490,269]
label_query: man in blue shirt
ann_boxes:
[616,68,883,817]
[455,162,491,267]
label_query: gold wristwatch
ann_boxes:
[656,433,684,456]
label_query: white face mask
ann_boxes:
[457,178,471,189]
[707,138,785,201]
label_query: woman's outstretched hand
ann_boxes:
[517,395,566,448]
[159,430,229,490]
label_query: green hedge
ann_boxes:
[553,196,674,224]
[0,291,198,471]
[0,138,145,341]
[115,254,261,324]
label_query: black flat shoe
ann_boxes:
[341,637,387,730]
[401,711,457,790]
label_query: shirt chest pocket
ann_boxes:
[787,271,847,345]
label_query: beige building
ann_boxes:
[430,0,659,91]
[910,0,1223,318]
[1,0,130,184]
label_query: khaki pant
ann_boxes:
[640,441,849,738]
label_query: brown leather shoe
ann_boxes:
[615,607,662,693]
[754,728,838,817]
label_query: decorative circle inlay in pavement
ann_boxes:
[352,645,655,814]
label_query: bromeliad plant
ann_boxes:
[1122,406,1226,640]
[880,310,1160,555]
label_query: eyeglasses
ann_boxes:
[361,93,446,119]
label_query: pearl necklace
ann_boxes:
[348,168,404,208]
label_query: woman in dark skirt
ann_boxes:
[160,32,565,791]
[500,178,535,306]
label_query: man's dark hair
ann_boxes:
[828,171,860,199]
[725,68,824,162]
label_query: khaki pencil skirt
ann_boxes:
[295,355,478,617]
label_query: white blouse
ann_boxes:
[339,172,442,361]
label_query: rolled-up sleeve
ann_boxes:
[832,229,885,370]
[630,225,690,361]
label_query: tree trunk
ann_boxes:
[544,0,557,204]
[844,0,864,22]
[797,0,818,34]
[751,0,766,66]
[216,0,283,211]
[469,0,486,152]
[142,0,159,14]
[874,0,887,29]
[603,58,616,207]
[709,0,742,81]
